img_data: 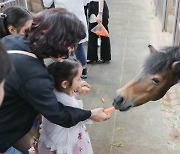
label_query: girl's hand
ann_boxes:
[77,81,91,95]
[81,80,91,88]
[81,86,90,94]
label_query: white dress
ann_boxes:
[39,90,93,154]
[42,0,92,43]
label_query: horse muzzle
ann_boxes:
[112,95,133,111]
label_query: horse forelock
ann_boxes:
[143,52,169,74]
[143,46,180,75]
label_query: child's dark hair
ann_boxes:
[0,42,11,82]
[0,6,32,38]
[48,60,81,91]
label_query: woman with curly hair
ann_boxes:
[0,8,110,153]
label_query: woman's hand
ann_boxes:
[90,108,110,122]
[96,13,103,23]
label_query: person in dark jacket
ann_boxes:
[0,8,110,153]
[0,42,11,105]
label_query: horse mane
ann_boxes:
[143,46,180,80]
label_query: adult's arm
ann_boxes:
[21,75,91,128]
[98,0,104,14]
[96,0,104,23]
[42,0,54,8]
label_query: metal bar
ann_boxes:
[0,0,15,6]
[164,0,170,31]
[0,0,28,12]
[173,0,180,45]
[162,0,168,31]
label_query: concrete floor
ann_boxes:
[80,0,176,153]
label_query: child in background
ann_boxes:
[87,0,111,64]
[0,6,32,38]
[39,60,93,154]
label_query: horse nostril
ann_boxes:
[117,97,124,106]
[114,95,124,106]
[119,97,124,103]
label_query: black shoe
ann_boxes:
[81,68,87,79]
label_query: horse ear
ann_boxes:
[171,61,180,73]
[148,45,158,53]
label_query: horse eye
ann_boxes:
[152,78,161,84]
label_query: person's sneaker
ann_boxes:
[81,68,87,79]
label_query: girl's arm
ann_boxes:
[96,0,104,23]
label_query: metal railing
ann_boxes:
[0,0,28,12]
[154,0,168,31]
[153,0,180,45]
[173,0,180,45]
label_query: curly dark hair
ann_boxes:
[25,8,86,59]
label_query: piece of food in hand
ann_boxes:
[103,107,115,114]
[101,97,106,103]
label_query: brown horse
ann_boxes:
[113,45,180,111]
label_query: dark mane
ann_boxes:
[144,52,168,74]
[164,46,180,61]
[143,46,180,76]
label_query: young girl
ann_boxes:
[39,59,93,154]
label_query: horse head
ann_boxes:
[113,45,180,111]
